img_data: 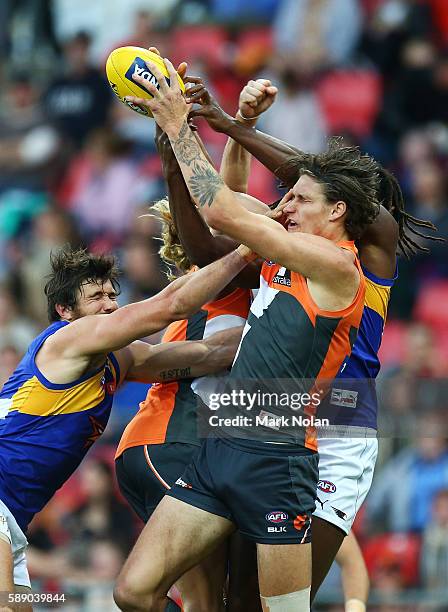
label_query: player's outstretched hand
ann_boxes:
[126,58,189,136]
[188,86,233,133]
[239,79,278,120]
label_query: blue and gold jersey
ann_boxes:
[319,265,396,429]
[0,321,120,532]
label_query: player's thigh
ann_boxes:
[310,516,345,602]
[256,542,312,597]
[175,540,228,611]
[0,538,14,591]
[118,495,235,595]
[227,533,261,612]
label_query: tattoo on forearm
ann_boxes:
[171,121,225,207]
[172,122,201,166]
[189,161,225,208]
[159,366,191,381]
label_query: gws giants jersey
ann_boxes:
[115,288,251,457]
[230,242,366,450]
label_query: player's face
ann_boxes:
[72,280,119,319]
[283,175,334,237]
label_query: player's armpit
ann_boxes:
[123,328,242,383]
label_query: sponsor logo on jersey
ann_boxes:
[267,525,287,533]
[330,388,358,408]
[317,480,337,494]
[175,478,192,489]
[272,275,291,287]
[266,511,288,523]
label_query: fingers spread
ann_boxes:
[163,58,181,92]
[184,75,204,85]
[144,60,170,93]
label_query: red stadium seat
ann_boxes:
[362,533,421,587]
[378,319,408,367]
[413,279,448,331]
[316,70,382,138]
[170,26,229,70]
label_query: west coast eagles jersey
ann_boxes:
[0,321,120,532]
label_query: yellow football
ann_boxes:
[105,46,185,117]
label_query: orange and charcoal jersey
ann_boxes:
[229,241,366,451]
[115,288,252,459]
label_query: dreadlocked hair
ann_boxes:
[150,198,192,281]
[275,138,380,240]
[376,167,444,258]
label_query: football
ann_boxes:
[105,46,185,117]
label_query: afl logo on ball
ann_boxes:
[266,511,288,523]
[317,480,336,494]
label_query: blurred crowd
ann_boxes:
[0,0,448,609]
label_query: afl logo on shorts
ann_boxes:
[317,480,336,494]
[266,511,288,523]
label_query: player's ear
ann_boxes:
[55,303,75,321]
[329,200,347,222]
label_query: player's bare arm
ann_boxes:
[155,125,260,287]
[38,247,250,381]
[127,59,359,296]
[115,326,242,383]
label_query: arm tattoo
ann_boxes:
[172,121,201,166]
[189,161,225,208]
[171,120,225,207]
[159,366,191,381]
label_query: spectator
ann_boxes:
[366,409,448,533]
[43,31,113,148]
[421,489,448,589]
[260,68,327,153]
[64,458,135,562]
[0,74,60,192]
[273,0,362,75]
[60,128,145,245]
[0,284,37,354]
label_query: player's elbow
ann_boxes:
[167,292,194,321]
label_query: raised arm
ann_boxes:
[45,247,251,358]
[189,87,299,177]
[155,125,261,287]
[117,326,242,383]
[127,60,356,289]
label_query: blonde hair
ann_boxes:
[151,198,192,280]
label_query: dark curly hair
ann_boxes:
[44,246,121,322]
[276,138,380,240]
[276,140,442,255]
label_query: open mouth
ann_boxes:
[287,220,298,230]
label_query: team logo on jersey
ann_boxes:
[84,416,105,448]
[317,480,336,494]
[265,511,288,523]
[293,514,308,531]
